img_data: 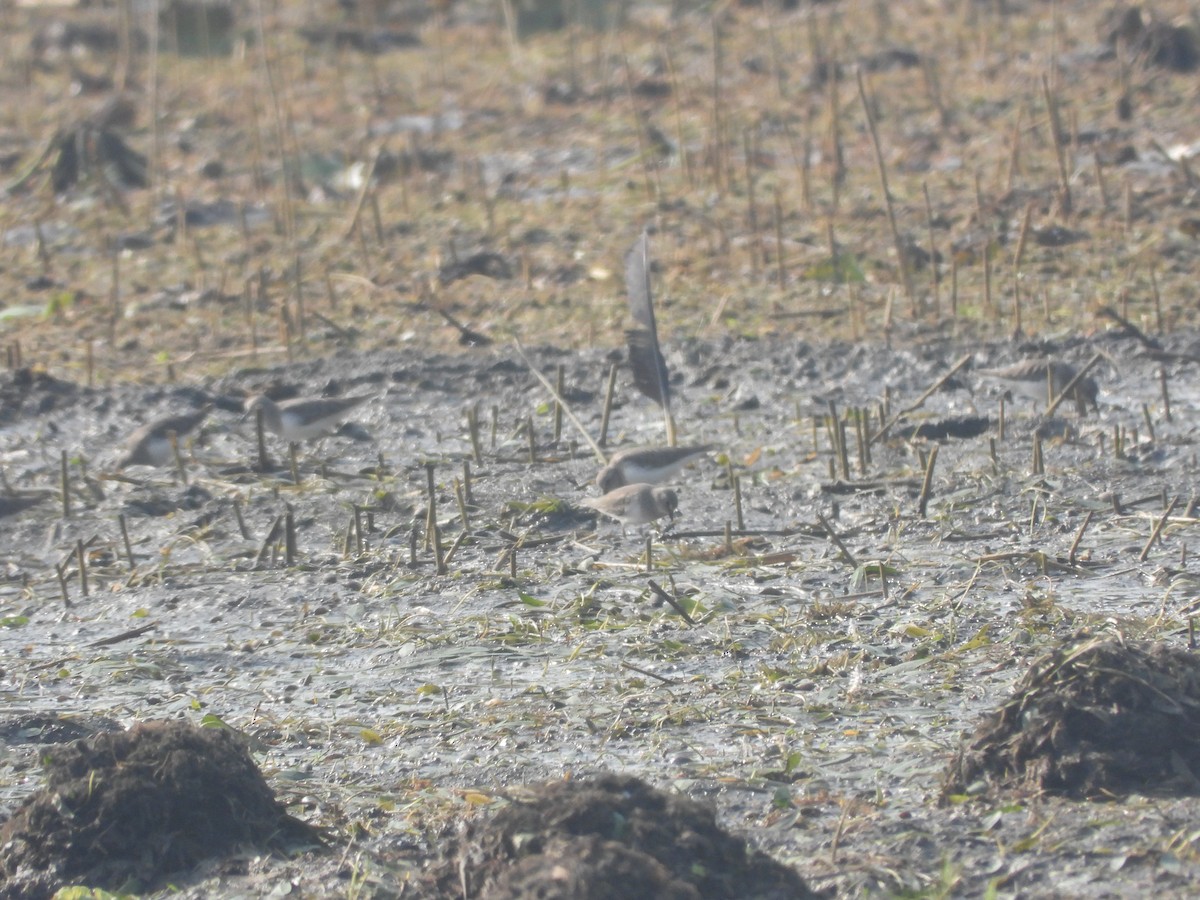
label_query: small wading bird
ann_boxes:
[243,393,373,442]
[117,405,212,469]
[976,359,1099,416]
[582,483,678,533]
[596,444,715,493]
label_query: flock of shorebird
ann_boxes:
[112,356,1099,534]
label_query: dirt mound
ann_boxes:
[419,773,821,899]
[944,636,1200,799]
[0,720,322,899]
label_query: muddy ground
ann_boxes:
[4,0,1200,895]
[3,324,1200,896]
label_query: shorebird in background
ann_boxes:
[243,393,373,442]
[116,405,212,469]
[596,445,714,494]
[977,359,1099,416]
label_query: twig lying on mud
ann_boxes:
[1139,495,1180,562]
[817,512,859,568]
[647,578,695,624]
[89,622,158,648]
[621,660,682,685]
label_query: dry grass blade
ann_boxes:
[513,341,605,463]
[871,354,972,444]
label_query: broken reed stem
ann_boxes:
[644,533,653,573]
[433,525,447,575]
[1011,201,1035,332]
[1041,73,1072,216]
[254,515,284,568]
[1150,268,1164,333]
[466,407,483,464]
[251,0,296,240]
[255,408,270,471]
[169,430,187,484]
[773,186,786,289]
[1160,368,1172,423]
[837,420,850,479]
[55,560,71,608]
[284,504,296,565]
[553,364,565,444]
[424,462,437,552]
[443,529,468,569]
[233,498,251,540]
[526,414,536,463]
[817,511,858,568]
[647,578,695,625]
[1140,495,1180,562]
[454,477,470,532]
[733,474,745,530]
[76,539,89,597]
[1068,510,1093,567]
[983,246,993,319]
[1031,433,1044,476]
[117,513,135,570]
[917,443,939,518]
[341,143,382,240]
[60,449,70,518]
[599,362,618,449]
[922,181,940,315]
[857,70,915,308]
[462,458,474,505]
[854,408,868,475]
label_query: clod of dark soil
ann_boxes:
[0,720,322,899]
[418,773,821,900]
[943,636,1200,800]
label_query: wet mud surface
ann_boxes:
[2,326,1200,895]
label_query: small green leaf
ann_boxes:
[517,590,546,607]
[784,750,803,776]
